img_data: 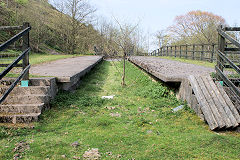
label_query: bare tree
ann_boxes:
[54,0,96,54]
[113,17,139,86]
[154,30,171,48]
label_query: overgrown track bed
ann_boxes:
[0,61,239,159]
[129,56,215,82]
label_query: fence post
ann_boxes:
[192,44,195,60]
[22,22,30,80]
[201,44,204,60]
[180,45,182,58]
[211,44,215,62]
[217,26,225,78]
[166,46,168,56]
[174,45,177,57]
[185,44,188,59]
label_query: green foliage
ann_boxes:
[0,2,6,7]
[15,0,28,5]
[138,83,170,98]
[0,0,99,54]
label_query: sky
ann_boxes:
[50,0,240,50]
[91,0,240,31]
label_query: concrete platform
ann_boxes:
[129,56,214,82]
[129,56,240,130]
[30,56,103,91]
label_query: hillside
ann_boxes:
[0,0,100,54]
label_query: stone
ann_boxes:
[110,113,121,117]
[71,141,79,147]
[147,130,153,134]
[83,148,101,160]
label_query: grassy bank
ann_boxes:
[158,56,215,68]
[0,61,239,159]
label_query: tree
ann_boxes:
[64,0,96,54]
[112,18,139,86]
[154,30,171,48]
[168,10,226,44]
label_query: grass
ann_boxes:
[158,56,216,68]
[29,53,82,66]
[0,61,239,159]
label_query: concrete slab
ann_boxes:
[30,56,103,82]
[30,56,103,91]
[129,56,214,82]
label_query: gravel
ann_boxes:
[129,56,215,81]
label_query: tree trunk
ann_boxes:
[121,52,126,86]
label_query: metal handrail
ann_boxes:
[0,23,31,104]
[0,26,31,51]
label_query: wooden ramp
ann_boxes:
[187,75,240,130]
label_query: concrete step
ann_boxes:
[0,103,46,114]
[30,77,56,86]
[0,113,41,123]
[0,86,50,96]
[2,95,50,105]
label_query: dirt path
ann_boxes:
[129,56,215,82]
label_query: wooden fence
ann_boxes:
[150,43,218,62]
[216,26,240,103]
[0,22,31,103]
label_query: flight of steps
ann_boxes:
[0,78,57,123]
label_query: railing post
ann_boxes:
[22,22,30,80]
[217,26,225,79]
[192,44,195,60]
[170,46,173,56]
[211,44,215,63]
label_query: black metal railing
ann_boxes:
[0,22,31,104]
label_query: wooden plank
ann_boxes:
[206,76,239,127]
[215,82,240,124]
[0,26,23,31]
[0,26,31,52]
[0,64,22,67]
[215,66,240,98]
[224,27,240,31]
[202,76,234,128]
[225,51,240,54]
[188,75,218,130]
[218,28,240,48]
[217,50,240,75]
[225,48,240,52]
[197,76,225,128]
